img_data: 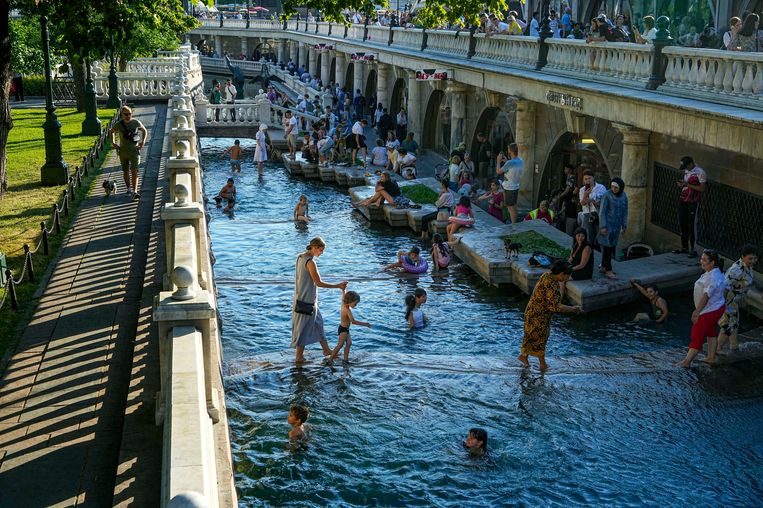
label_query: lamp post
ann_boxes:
[107,36,121,108]
[81,59,102,135]
[535,1,553,70]
[39,15,69,185]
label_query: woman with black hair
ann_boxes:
[518,261,583,371]
[597,177,628,279]
[729,13,761,52]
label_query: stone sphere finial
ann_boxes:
[176,139,190,158]
[176,114,189,129]
[171,266,196,300]
[169,491,208,508]
[174,182,190,206]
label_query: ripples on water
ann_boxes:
[201,139,763,507]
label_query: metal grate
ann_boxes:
[651,162,763,263]
[52,80,77,107]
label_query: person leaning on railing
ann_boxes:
[632,15,657,44]
[723,17,742,50]
[728,13,762,52]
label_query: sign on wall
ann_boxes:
[415,69,451,81]
[546,90,583,110]
[350,52,376,62]
[314,43,334,51]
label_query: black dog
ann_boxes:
[503,238,522,259]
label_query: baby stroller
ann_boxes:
[434,163,449,184]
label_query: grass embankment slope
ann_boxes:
[0,107,116,357]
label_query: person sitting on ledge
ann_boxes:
[355,171,400,208]
[524,200,555,225]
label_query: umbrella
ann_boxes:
[250,6,269,12]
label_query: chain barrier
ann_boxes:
[0,110,121,314]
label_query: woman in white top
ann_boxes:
[677,250,726,367]
[254,124,268,176]
[405,288,427,329]
[370,139,388,168]
[633,15,657,44]
[723,17,743,50]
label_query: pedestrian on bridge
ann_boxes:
[110,105,147,201]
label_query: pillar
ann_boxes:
[214,35,223,57]
[613,123,651,245]
[515,99,537,213]
[278,40,287,64]
[290,41,299,66]
[240,37,248,59]
[406,70,422,147]
[335,52,346,88]
[298,44,307,70]
[320,50,331,86]
[376,63,390,110]
[447,82,468,154]
[308,46,318,77]
[353,62,364,97]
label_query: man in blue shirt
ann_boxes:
[496,143,523,224]
[561,8,572,37]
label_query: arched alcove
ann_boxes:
[470,106,515,181]
[364,68,378,108]
[389,77,407,114]
[345,62,355,92]
[422,89,445,152]
[329,57,336,84]
[538,132,611,202]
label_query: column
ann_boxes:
[335,52,346,88]
[240,37,248,59]
[613,123,651,245]
[308,46,318,77]
[447,82,468,153]
[278,40,287,64]
[353,62,364,97]
[214,35,223,57]
[515,99,537,213]
[320,50,331,85]
[406,70,422,148]
[290,41,299,66]
[376,63,390,110]
[298,44,307,70]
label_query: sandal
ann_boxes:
[605,271,617,279]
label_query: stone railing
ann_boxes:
[472,34,539,67]
[660,46,763,106]
[195,97,321,131]
[425,30,471,59]
[391,27,424,50]
[199,55,265,76]
[152,74,236,508]
[545,39,653,85]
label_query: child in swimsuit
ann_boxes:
[405,288,428,329]
[222,139,243,172]
[294,195,311,222]
[288,405,311,441]
[447,196,475,244]
[384,246,424,272]
[329,290,371,363]
[463,428,488,457]
[215,178,236,209]
[431,234,451,272]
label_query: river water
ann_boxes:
[201,139,763,507]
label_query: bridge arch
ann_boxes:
[389,77,407,115]
[364,69,378,108]
[329,57,336,84]
[422,89,446,153]
[469,106,515,182]
[344,62,354,92]
[538,131,611,204]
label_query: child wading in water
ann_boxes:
[294,195,311,222]
[431,234,451,272]
[329,290,371,363]
[288,405,311,441]
[463,428,488,456]
[405,288,428,329]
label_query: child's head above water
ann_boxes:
[404,287,428,318]
[464,427,488,454]
[343,290,360,307]
[408,246,421,261]
[432,233,445,244]
[234,139,240,145]
[289,405,309,426]
[645,283,659,298]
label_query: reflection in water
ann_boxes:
[202,139,763,507]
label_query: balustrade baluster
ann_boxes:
[753,63,763,95]
[703,59,716,90]
[741,63,754,94]
[732,62,744,93]
[722,60,734,92]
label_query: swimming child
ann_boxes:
[329,290,371,363]
[287,405,310,441]
[630,279,669,323]
[430,234,451,272]
[294,194,311,222]
[214,177,236,208]
[385,246,426,272]
[222,139,243,172]
[405,288,428,329]
[447,195,475,244]
[463,428,488,456]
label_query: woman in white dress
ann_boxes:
[254,123,268,175]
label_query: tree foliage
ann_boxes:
[280,0,511,28]
[9,15,45,75]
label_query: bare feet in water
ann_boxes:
[517,354,530,368]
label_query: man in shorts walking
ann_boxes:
[284,110,298,159]
[496,143,523,223]
[110,105,147,200]
[222,139,243,172]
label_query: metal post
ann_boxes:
[467,25,477,58]
[5,270,18,310]
[24,244,35,283]
[41,222,49,255]
[82,59,102,135]
[39,15,69,185]
[421,28,428,50]
[53,204,61,234]
[107,36,121,108]
[535,2,553,70]
[646,16,673,90]
[62,190,69,216]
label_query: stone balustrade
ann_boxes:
[472,34,539,67]
[661,46,763,106]
[545,39,653,84]
[391,27,424,50]
[199,55,264,75]
[425,30,471,59]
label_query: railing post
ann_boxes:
[388,24,394,46]
[535,12,553,70]
[421,28,428,50]
[219,12,223,28]
[246,14,250,29]
[646,16,674,90]
[467,26,477,58]
[40,222,49,255]
[23,244,35,283]
[5,270,18,310]
[363,17,369,41]
[53,204,61,234]
[344,23,348,38]
[62,190,69,216]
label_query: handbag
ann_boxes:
[294,299,315,315]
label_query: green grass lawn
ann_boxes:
[0,107,116,358]
[400,184,439,204]
[501,230,572,259]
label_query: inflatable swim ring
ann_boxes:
[400,256,429,274]
[448,216,475,227]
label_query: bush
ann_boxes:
[20,75,46,96]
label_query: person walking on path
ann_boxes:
[284,110,298,159]
[110,105,147,200]
[579,170,606,249]
[224,78,237,121]
[597,177,628,279]
[677,250,725,367]
[496,143,523,224]
[716,244,758,354]
[254,123,269,175]
[518,260,583,371]
[292,237,348,364]
[674,156,706,258]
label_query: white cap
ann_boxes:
[260,123,268,131]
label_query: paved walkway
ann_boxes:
[0,104,167,507]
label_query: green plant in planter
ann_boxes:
[401,184,438,204]
[500,231,571,259]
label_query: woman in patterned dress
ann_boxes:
[716,244,758,354]
[518,261,583,371]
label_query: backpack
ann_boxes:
[528,251,564,268]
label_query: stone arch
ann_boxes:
[389,77,407,114]
[422,89,446,152]
[469,106,515,181]
[345,62,355,92]
[316,53,322,76]
[537,131,611,203]
[329,57,336,84]
[364,68,378,107]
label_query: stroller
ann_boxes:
[434,163,449,184]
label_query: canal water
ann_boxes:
[201,139,763,507]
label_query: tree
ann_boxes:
[0,0,12,199]
[10,14,45,75]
